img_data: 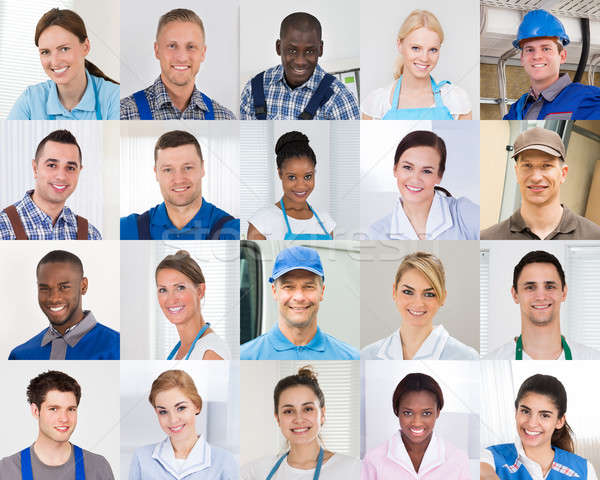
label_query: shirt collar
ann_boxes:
[389,191,453,240]
[376,325,449,360]
[387,430,444,477]
[22,190,77,228]
[271,64,326,92]
[509,205,577,236]
[46,69,96,115]
[152,435,211,480]
[41,311,97,347]
[266,323,326,352]
[528,73,572,102]
[152,76,210,113]
[152,200,209,230]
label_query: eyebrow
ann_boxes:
[38,281,72,287]
[521,281,559,287]
[401,284,434,291]
[281,402,314,408]
[519,404,554,415]
[43,158,79,167]
[399,160,435,169]
[155,401,189,409]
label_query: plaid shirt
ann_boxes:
[0,190,101,240]
[120,76,236,120]
[240,64,359,120]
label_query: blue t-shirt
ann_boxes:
[120,199,240,240]
[241,324,359,360]
[7,69,119,120]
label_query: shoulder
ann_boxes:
[249,205,280,224]
[9,329,48,359]
[208,97,236,120]
[240,334,269,360]
[315,208,336,230]
[361,81,394,118]
[368,213,393,240]
[503,97,524,119]
[323,333,360,359]
[480,217,511,240]
[81,448,113,473]
[241,454,279,480]
[190,333,231,360]
[325,453,360,472]
[0,211,15,239]
[203,200,240,240]
[0,451,22,477]
[120,94,140,120]
[120,212,140,239]
[8,81,53,119]
[210,444,238,466]
[325,74,359,119]
[483,342,515,360]
[440,82,472,114]
[446,196,480,239]
[572,212,600,239]
[92,75,119,97]
[92,321,121,339]
[360,336,389,360]
[364,440,390,463]
[87,222,102,240]
[439,437,469,463]
[570,341,600,359]
[441,335,479,360]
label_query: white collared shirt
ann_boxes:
[361,325,479,360]
[388,431,445,477]
[152,436,211,480]
[484,338,600,360]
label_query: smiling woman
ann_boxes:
[7,8,119,120]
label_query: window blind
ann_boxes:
[479,249,490,357]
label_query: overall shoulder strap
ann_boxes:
[73,445,85,480]
[200,92,215,120]
[300,73,336,119]
[136,210,152,240]
[20,448,33,480]
[3,205,27,240]
[514,93,529,120]
[209,215,234,240]
[76,216,88,240]
[251,72,267,119]
[132,90,153,120]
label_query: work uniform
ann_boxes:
[241,453,359,480]
[484,337,600,360]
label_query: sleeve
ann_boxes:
[0,212,16,240]
[7,89,32,120]
[239,80,255,120]
[105,83,120,120]
[240,461,257,480]
[480,448,495,467]
[360,85,390,119]
[503,101,518,120]
[120,96,140,120]
[361,456,378,480]
[119,215,139,240]
[588,461,598,480]
[88,223,103,240]
[573,93,600,120]
[100,455,115,480]
[218,218,241,240]
[318,210,336,234]
[248,208,271,237]
[442,84,472,116]
[128,451,142,480]
[456,197,480,240]
[325,82,360,120]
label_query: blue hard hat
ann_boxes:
[269,246,324,283]
[513,9,570,49]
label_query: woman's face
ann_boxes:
[394,268,443,328]
[154,387,200,441]
[397,390,439,445]
[399,27,441,79]
[156,268,205,326]
[275,385,324,447]
[278,156,315,205]
[394,146,442,205]
[38,25,89,86]
[516,392,565,450]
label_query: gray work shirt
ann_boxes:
[0,444,114,480]
[481,205,600,240]
[41,311,97,360]
[523,73,572,120]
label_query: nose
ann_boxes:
[57,409,68,423]
[167,410,178,424]
[48,288,62,303]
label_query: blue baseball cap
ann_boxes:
[269,246,325,283]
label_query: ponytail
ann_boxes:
[552,420,575,453]
[85,59,119,85]
[434,186,452,197]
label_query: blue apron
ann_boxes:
[266,447,324,480]
[21,445,85,480]
[48,76,102,120]
[167,322,211,360]
[382,76,453,120]
[280,200,332,240]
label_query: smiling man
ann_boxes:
[481,127,600,240]
[0,371,114,479]
[8,250,120,360]
[504,9,600,120]
[0,130,101,240]
[120,130,239,240]
[240,12,359,120]
[120,8,235,120]
[241,245,359,360]
[485,250,600,360]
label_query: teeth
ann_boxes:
[49,306,65,312]
[52,67,68,73]
[172,187,188,192]
[173,66,189,70]
[410,427,425,434]
[52,185,67,190]
[292,427,309,432]
[532,305,550,309]
[532,64,546,68]
[406,185,423,192]
[168,306,183,313]
[55,426,68,431]
[408,309,426,316]
[414,63,429,70]
[525,429,542,436]
[170,425,184,432]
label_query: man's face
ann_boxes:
[512,262,567,327]
[154,21,206,90]
[32,141,81,207]
[520,37,566,90]
[32,389,78,444]
[154,144,205,208]
[515,150,567,208]
[272,270,324,330]
[37,262,87,329]
[276,27,323,88]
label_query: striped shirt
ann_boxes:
[120,76,236,120]
[240,64,359,120]
[0,190,101,240]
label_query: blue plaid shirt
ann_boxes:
[0,191,101,240]
[120,76,236,120]
[240,64,359,120]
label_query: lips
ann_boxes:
[409,426,426,436]
[54,425,69,432]
[292,191,308,198]
[48,305,66,312]
[51,66,69,75]
[527,185,548,192]
[169,424,185,434]
[291,427,310,434]
[532,304,551,310]
[51,183,68,192]
[172,65,190,71]
[171,186,190,193]
[167,305,184,314]
[414,62,429,71]
[405,185,424,193]
[289,305,310,312]
[407,309,426,317]
[531,63,547,68]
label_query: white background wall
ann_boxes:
[360,240,480,352]
[240,0,360,91]
[0,361,120,477]
[360,120,480,235]
[0,241,120,358]
[120,0,239,114]
[360,0,480,119]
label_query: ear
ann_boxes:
[199,44,207,63]
[559,48,567,64]
[320,405,326,425]
[560,163,568,184]
[556,415,566,430]
[197,283,206,300]
[278,168,283,180]
[271,282,278,299]
[319,282,325,302]
[200,161,206,179]
[276,39,281,56]
[393,163,399,178]
[511,286,519,304]
[32,159,38,179]
[274,412,280,426]
[560,283,568,302]
[154,41,159,60]
[440,290,447,307]
[81,277,88,295]
[318,40,324,57]
[82,38,90,56]
[392,283,397,300]
[154,164,159,182]
[31,403,40,419]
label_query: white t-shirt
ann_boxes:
[241,453,360,480]
[248,205,336,239]
[484,337,600,360]
[172,332,232,360]
[361,80,472,119]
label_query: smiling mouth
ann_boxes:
[51,184,68,192]
[532,304,551,310]
[167,306,184,314]
[169,424,185,433]
[409,427,426,435]
[291,427,310,433]
[531,64,547,68]
[524,429,542,437]
[48,305,66,312]
[172,65,190,71]
[527,185,548,191]
[408,309,426,316]
[292,191,308,197]
[171,186,190,192]
[54,426,69,432]
[405,185,424,193]
[414,63,429,70]
[51,66,69,74]
[289,305,310,312]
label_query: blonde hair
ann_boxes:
[156,8,205,39]
[394,252,446,303]
[393,10,444,79]
[148,370,203,413]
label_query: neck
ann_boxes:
[33,436,71,467]
[523,443,555,473]
[165,196,203,230]
[170,432,199,460]
[281,196,309,212]
[31,190,66,224]
[176,315,205,351]
[401,196,434,237]
[52,309,85,335]
[519,202,563,239]
[521,320,562,359]
[287,440,321,466]
[401,71,432,92]
[400,430,431,471]
[399,323,434,360]
[161,74,195,112]
[278,319,317,346]
[530,74,560,97]
[56,70,88,111]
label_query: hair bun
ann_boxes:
[297,365,318,382]
[275,131,309,155]
[174,250,191,258]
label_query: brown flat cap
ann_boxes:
[512,127,565,161]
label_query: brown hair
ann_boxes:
[156,8,205,39]
[273,365,325,414]
[35,8,119,85]
[156,250,205,285]
[27,370,82,408]
[35,129,82,166]
[392,373,444,416]
[149,370,202,413]
[154,130,203,164]
[394,251,446,304]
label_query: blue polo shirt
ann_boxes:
[240,324,359,360]
[7,70,119,120]
[120,199,239,240]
